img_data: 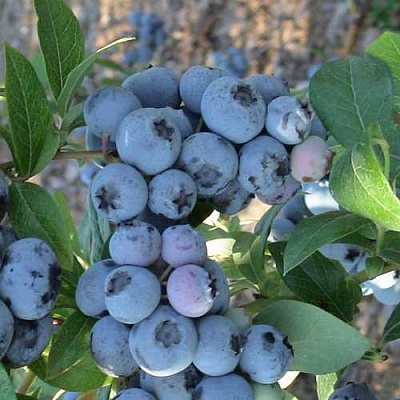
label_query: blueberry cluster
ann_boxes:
[123,9,165,67]
[210,47,249,78]
[0,172,61,368]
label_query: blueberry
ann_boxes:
[366,277,400,305]
[210,179,254,215]
[238,135,291,198]
[117,108,182,175]
[80,162,101,186]
[201,76,266,144]
[69,126,86,140]
[290,136,333,183]
[0,171,8,222]
[309,115,328,140]
[194,315,245,376]
[280,193,311,224]
[319,243,365,275]
[62,392,81,400]
[245,74,289,105]
[129,305,198,376]
[83,86,142,141]
[167,264,215,318]
[302,179,339,215]
[109,221,161,267]
[3,315,52,368]
[162,107,194,140]
[148,169,197,220]
[179,65,229,114]
[226,47,248,78]
[136,206,181,234]
[75,259,118,318]
[256,174,300,205]
[137,45,154,65]
[90,163,148,223]
[161,224,207,268]
[128,9,143,26]
[202,258,230,315]
[192,373,254,400]
[239,324,294,384]
[269,217,296,242]
[177,132,238,198]
[111,388,156,400]
[0,225,18,248]
[105,265,161,324]
[252,383,284,400]
[328,382,377,400]
[266,96,311,145]
[0,238,61,320]
[122,66,181,109]
[85,126,116,152]
[90,316,139,377]
[139,364,202,400]
[182,106,202,131]
[0,299,14,360]
[122,48,139,67]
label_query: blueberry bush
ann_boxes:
[0,1,400,399]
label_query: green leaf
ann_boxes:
[60,102,84,134]
[4,44,52,177]
[255,300,371,374]
[232,233,265,287]
[30,129,60,176]
[316,373,338,400]
[34,0,84,99]
[255,204,284,251]
[367,32,400,111]
[309,56,393,149]
[57,37,134,117]
[46,312,108,390]
[283,211,370,273]
[8,182,73,270]
[379,230,400,265]
[272,242,361,322]
[0,363,17,400]
[382,303,400,344]
[330,141,400,232]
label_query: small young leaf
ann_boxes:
[57,37,134,117]
[367,32,400,111]
[316,373,338,400]
[283,211,370,274]
[382,303,400,344]
[5,44,52,177]
[255,204,284,251]
[46,312,108,390]
[0,363,17,400]
[255,300,371,374]
[330,142,400,232]
[379,230,400,265]
[35,0,84,99]
[309,56,393,149]
[8,182,73,270]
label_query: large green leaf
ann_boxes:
[35,0,84,99]
[46,312,108,390]
[283,211,370,273]
[382,303,400,344]
[367,32,400,111]
[330,142,400,231]
[4,45,52,177]
[316,373,338,400]
[309,56,393,149]
[8,182,73,270]
[0,363,17,400]
[255,300,371,374]
[379,230,400,265]
[57,37,134,117]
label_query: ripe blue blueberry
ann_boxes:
[80,162,101,186]
[245,74,289,105]
[167,264,216,318]
[239,324,294,384]
[192,373,254,400]
[75,259,118,318]
[280,193,311,224]
[3,315,52,368]
[328,382,377,400]
[0,238,61,320]
[162,107,194,140]
[104,265,161,324]
[238,135,291,198]
[148,169,197,220]
[302,179,339,215]
[111,388,156,400]
[90,316,139,377]
[179,65,229,114]
[122,66,181,109]
[269,217,296,242]
[177,132,238,198]
[136,206,181,234]
[117,108,182,175]
[201,76,266,144]
[319,243,365,275]
[161,224,207,268]
[265,96,311,145]
[129,305,198,377]
[0,299,14,360]
[139,364,202,400]
[256,174,300,205]
[193,315,245,376]
[109,221,161,267]
[309,115,328,140]
[90,163,148,223]
[0,226,18,249]
[83,86,142,141]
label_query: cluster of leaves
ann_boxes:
[1,0,400,398]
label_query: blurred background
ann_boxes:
[0,0,400,399]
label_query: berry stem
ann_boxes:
[18,369,36,395]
